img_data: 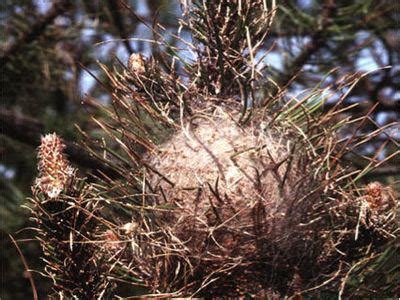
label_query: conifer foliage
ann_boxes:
[29,0,398,298]
[30,134,111,298]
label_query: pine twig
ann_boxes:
[9,234,39,300]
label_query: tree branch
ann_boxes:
[364,166,400,179]
[322,99,400,114]
[0,0,72,66]
[106,0,134,55]
[275,0,336,89]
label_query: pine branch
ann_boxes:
[363,166,400,179]
[322,99,400,114]
[31,135,112,297]
[0,0,72,66]
[106,0,134,55]
[275,0,336,90]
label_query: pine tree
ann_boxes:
[27,0,398,297]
